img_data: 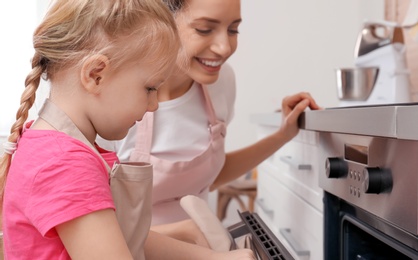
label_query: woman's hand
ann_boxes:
[278,92,320,141]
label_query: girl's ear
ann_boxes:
[80,54,110,94]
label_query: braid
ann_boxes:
[0,52,45,203]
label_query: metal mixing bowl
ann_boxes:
[335,67,379,101]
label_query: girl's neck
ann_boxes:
[158,69,194,102]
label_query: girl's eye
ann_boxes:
[146,87,157,94]
[195,28,212,34]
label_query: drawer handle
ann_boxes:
[279,228,310,257]
[280,156,312,170]
[255,198,274,218]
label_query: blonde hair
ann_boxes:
[0,0,179,202]
[161,0,192,73]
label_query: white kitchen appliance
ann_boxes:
[339,20,412,107]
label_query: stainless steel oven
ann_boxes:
[300,103,418,260]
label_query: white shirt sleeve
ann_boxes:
[206,62,236,125]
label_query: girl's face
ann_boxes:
[175,0,241,85]
[93,60,164,141]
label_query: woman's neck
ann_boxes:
[158,69,194,102]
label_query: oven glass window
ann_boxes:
[343,218,414,260]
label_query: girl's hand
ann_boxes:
[208,249,256,260]
[179,218,211,247]
[279,92,320,141]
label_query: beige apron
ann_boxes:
[38,99,152,260]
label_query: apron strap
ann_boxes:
[38,99,111,172]
[200,84,218,125]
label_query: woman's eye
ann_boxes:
[228,29,239,35]
[195,28,212,34]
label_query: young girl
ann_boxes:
[98,0,320,229]
[0,0,255,259]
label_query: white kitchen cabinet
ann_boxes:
[251,113,323,260]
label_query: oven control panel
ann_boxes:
[325,157,393,195]
[318,132,418,235]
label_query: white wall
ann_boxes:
[225,0,384,151]
[0,2,37,135]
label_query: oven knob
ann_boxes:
[362,167,392,194]
[325,157,348,178]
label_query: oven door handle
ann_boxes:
[280,155,312,170]
[279,228,310,257]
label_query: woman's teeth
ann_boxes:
[198,59,222,67]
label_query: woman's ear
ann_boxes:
[80,54,110,94]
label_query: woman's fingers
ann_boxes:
[282,92,320,117]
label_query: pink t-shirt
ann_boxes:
[3,127,117,259]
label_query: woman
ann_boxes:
[98,0,319,227]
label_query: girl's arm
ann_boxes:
[210,92,321,190]
[150,219,210,247]
[145,230,255,260]
[57,209,255,259]
[56,209,133,259]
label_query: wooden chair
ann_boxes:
[216,178,257,221]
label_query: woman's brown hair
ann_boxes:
[162,0,185,13]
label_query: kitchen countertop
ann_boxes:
[251,103,418,140]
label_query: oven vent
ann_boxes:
[229,211,294,260]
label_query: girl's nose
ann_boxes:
[148,92,159,112]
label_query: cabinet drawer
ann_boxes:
[257,130,322,211]
[273,131,320,189]
[258,157,322,212]
[256,171,323,260]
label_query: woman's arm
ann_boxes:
[210,92,320,190]
[56,209,133,259]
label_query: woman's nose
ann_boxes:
[211,33,233,57]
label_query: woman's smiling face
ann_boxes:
[174,0,241,85]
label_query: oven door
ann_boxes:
[229,211,295,260]
[324,192,418,260]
